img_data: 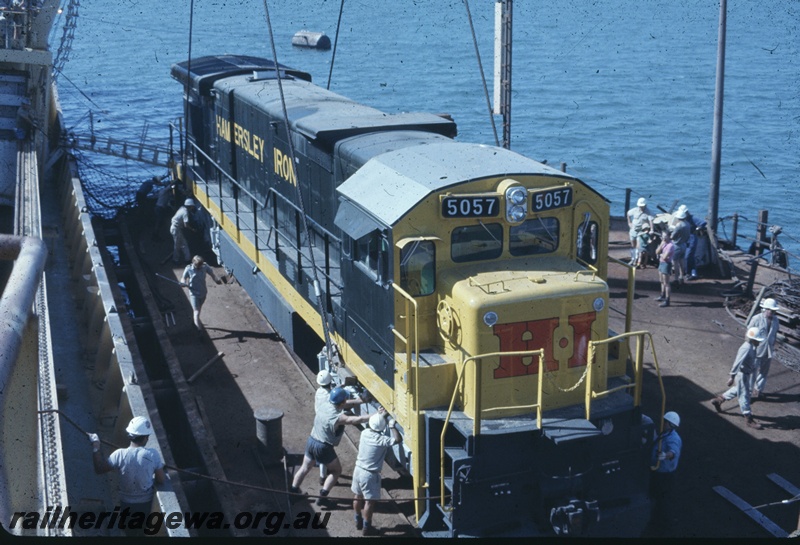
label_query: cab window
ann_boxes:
[354,231,388,282]
[509,218,559,256]
[451,223,503,263]
[577,217,598,264]
[400,240,435,297]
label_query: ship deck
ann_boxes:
[84,210,800,538]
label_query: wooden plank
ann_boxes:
[712,485,789,538]
[766,473,800,497]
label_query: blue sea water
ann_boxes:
[55,0,799,263]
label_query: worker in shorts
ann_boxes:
[314,370,368,485]
[290,387,374,507]
[181,255,221,336]
[351,413,401,535]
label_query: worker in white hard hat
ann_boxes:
[648,411,681,534]
[711,327,766,430]
[181,255,222,337]
[351,412,401,536]
[668,206,691,286]
[89,416,166,533]
[314,370,369,413]
[746,297,780,399]
[290,387,375,507]
[169,197,197,264]
[626,196,654,265]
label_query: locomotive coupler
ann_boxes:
[549,499,600,536]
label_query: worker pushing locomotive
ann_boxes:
[170,55,663,537]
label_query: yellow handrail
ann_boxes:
[439,349,544,509]
[391,283,419,412]
[608,255,637,336]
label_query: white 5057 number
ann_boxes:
[532,187,573,212]
[442,196,500,218]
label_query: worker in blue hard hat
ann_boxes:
[290,387,377,507]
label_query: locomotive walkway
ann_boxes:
[123,212,799,538]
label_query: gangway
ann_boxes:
[65,132,172,167]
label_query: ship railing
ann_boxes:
[0,7,29,51]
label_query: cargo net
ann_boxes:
[73,148,167,220]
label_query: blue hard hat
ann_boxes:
[329,387,348,405]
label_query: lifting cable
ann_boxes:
[182,0,196,170]
[326,0,346,90]
[38,409,439,505]
[463,0,500,147]
[260,0,336,363]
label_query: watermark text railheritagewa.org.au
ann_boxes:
[8,506,330,535]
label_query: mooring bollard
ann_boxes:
[254,407,284,464]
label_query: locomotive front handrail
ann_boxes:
[439,348,545,510]
[391,283,419,413]
[585,330,664,425]
[608,255,637,336]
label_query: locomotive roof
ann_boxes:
[171,55,312,96]
[337,142,598,227]
[214,75,457,143]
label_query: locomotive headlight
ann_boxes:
[507,186,527,205]
[483,311,498,327]
[507,205,526,223]
[593,297,605,312]
[505,186,528,223]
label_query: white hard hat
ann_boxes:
[637,197,647,207]
[368,413,387,433]
[316,369,332,386]
[746,327,765,343]
[184,198,195,207]
[674,208,687,219]
[760,298,780,311]
[126,416,153,436]
[664,411,680,428]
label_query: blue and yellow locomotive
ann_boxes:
[171,55,658,537]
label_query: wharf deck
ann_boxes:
[122,212,418,538]
[119,212,799,538]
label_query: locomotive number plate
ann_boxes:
[531,187,573,212]
[442,196,500,218]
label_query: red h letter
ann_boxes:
[493,318,559,379]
